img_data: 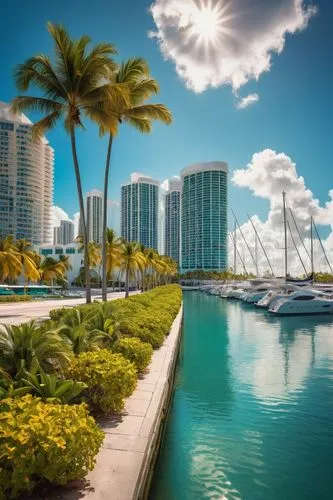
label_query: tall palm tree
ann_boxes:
[0,236,21,283]
[120,242,144,298]
[11,22,128,303]
[15,239,40,287]
[100,58,172,301]
[105,228,122,288]
[138,243,148,291]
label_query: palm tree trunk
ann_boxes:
[102,134,113,302]
[125,266,129,298]
[70,128,91,303]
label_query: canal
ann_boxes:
[150,291,333,499]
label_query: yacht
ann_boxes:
[256,285,298,309]
[269,289,333,315]
[242,285,273,304]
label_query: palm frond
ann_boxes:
[32,109,63,139]
[125,104,172,124]
[84,105,119,136]
[14,56,66,99]
[125,116,152,133]
[129,79,160,105]
[11,96,62,117]
[116,58,150,84]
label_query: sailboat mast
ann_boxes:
[233,220,237,274]
[247,214,275,277]
[283,192,288,279]
[310,216,314,278]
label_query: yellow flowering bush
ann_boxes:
[113,337,153,372]
[0,395,103,499]
[69,350,137,413]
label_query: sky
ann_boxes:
[1,0,333,274]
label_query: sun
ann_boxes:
[192,5,221,42]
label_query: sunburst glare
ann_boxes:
[186,0,234,46]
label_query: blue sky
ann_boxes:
[1,0,333,240]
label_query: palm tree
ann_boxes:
[15,239,40,287]
[11,22,128,303]
[38,256,66,284]
[138,243,148,291]
[0,236,21,283]
[105,228,122,289]
[120,242,144,298]
[100,58,172,301]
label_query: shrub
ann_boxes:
[118,317,165,348]
[69,350,137,413]
[0,395,103,499]
[113,338,153,372]
[0,295,32,303]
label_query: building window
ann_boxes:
[55,248,63,254]
[41,248,53,255]
[66,247,75,254]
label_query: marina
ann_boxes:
[150,291,333,499]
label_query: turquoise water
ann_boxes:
[150,292,333,500]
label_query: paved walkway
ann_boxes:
[0,291,138,326]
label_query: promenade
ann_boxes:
[0,291,139,326]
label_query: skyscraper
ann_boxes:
[181,162,228,272]
[121,173,159,250]
[86,189,103,244]
[0,102,54,244]
[53,220,74,245]
[164,177,181,265]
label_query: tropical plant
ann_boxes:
[69,350,137,413]
[105,228,122,285]
[14,239,40,285]
[100,58,172,301]
[0,320,72,377]
[11,22,129,303]
[38,256,66,284]
[57,307,113,354]
[0,236,21,283]
[113,337,153,372]
[22,370,87,403]
[0,395,104,498]
[120,241,144,298]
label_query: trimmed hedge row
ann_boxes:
[0,295,32,303]
[0,285,182,498]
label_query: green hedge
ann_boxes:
[69,350,137,413]
[0,395,103,499]
[0,295,32,303]
[113,337,153,372]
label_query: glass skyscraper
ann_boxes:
[0,102,54,244]
[121,173,159,250]
[164,177,181,265]
[181,162,228,272]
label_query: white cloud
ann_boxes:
[149,0,317,93]
[51,206,71,228]
[230,149,333,276]
[237,93,259,109]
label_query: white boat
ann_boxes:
[242,285,273,304]
[256,285,299,309]
[269,289,333,315]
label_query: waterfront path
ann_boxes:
[0,291,139,326]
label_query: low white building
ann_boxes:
[37,243,83,285]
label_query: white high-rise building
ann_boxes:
[86,189,103,244]
[0,102,54,244]
[53,219,74,245]
[164,177,181,265]
[121,173,159,250]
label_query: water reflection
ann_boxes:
[150,293,333,500]
[226,301,333,403]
